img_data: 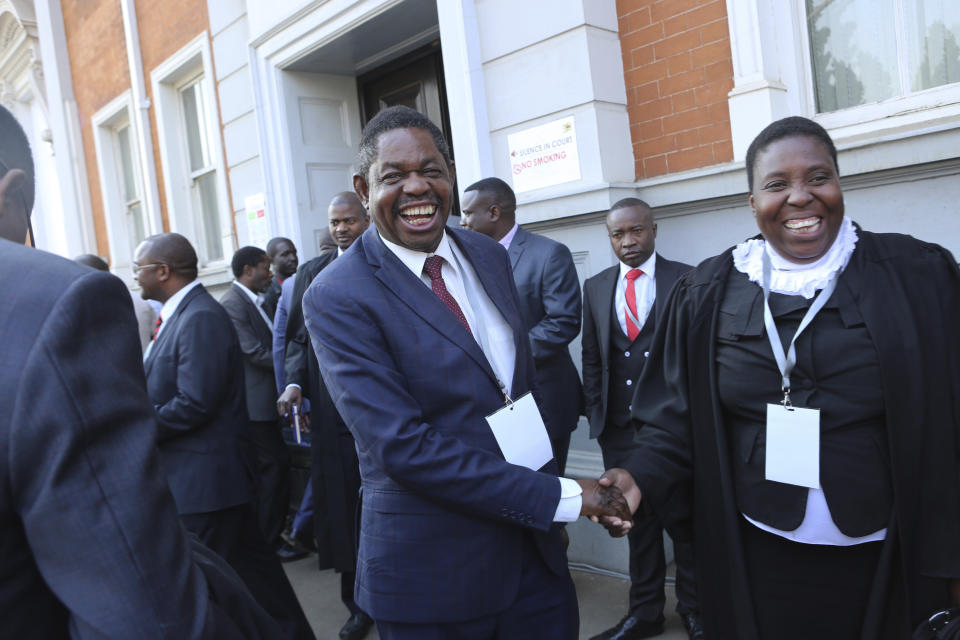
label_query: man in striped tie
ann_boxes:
[581,198,704,640]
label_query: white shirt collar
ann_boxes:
[732,216,858,299]
[232,280,261,306]
[158,279,202,323]
[379,229,456,281]
[337,246,344,257]
[619,252,657,280]
[499,223,520,250]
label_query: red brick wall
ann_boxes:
[617,0,735,179]
[61,0,129,256]
[135,0,209,233]
[60,0,209,256]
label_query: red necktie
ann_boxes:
[624,269,643,341]
[151,315,163,342]
[423,256,472,336]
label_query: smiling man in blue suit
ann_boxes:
[302,106,633,639]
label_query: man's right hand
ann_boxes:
[590,468,642,537]
[277,386,302,419]
[576,478,633,534]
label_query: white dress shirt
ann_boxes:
[615,252,657,336]
[142,279,202,362]
[379,230,583,521]
[498,223,520,250]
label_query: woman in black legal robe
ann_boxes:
[617,116,960,639]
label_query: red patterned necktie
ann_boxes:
[624,268,644,340]
[423,255,472,336]
[151,315,163,342]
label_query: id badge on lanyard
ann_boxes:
[761,249,838,489]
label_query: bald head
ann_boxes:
[133,233,199,302]
[329,191,369,250]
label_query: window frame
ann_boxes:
[151,34,233,267]
[91,91,150,278]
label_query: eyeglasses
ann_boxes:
[132,262,165,275]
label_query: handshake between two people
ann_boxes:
[575,468,642,538]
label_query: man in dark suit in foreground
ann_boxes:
[135,233,314,640]
[277,192,373,640]
[302,105,633,639]
[582,199,702,640]
[460,176,583,473]
[0,105,280,638]
[221,246,291,549]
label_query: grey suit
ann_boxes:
[506,226,583,472]
[220,282,291,548]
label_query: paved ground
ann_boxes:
[285,557,688,639]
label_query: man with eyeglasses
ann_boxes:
[134,233,314,640]
[0,105,283,637]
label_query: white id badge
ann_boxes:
[485,392,554,471]
[764,403,821,489]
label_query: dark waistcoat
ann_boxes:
[607,297,656,428]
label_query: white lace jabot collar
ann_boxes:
[732,217,858,299]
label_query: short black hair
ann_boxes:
[610,197,651,213]
[356,106,451,180]
[266,237,293,257]
[141,232,199,280]
[464,177,516,210]
[745,116,838,192]
[231,245,268,278]
[0,104,35,216]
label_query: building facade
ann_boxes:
[11,0,960,571]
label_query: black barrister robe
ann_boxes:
[625,227,960,639]
[286,251,359,573]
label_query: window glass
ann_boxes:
[127,202,145,252]
[906,0,960,91]
[806,0,900,112]
[181,81,210,172]
[116,125,138,202]
[807,0,960,113]
[196,171,222,261]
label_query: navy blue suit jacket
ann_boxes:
[507,226,584,437]
[0,240,279,638]
[303,226,567,624]
[144,283,250,515]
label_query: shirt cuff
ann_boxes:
[553,477,583,522]
[284,383,301,391]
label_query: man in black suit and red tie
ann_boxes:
[582,198,703,640]
[135,232,314,640]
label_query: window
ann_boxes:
[179,76,222,261]
[152,35,231,267]
[114,123,147,252]
[92,92,154,274]
[806,0,960,113]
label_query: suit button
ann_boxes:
[644,351,649,357]
[628,404,632,411]
[624,351,630,357]
[626,379,633,386]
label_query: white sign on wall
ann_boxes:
[507,115,581,194]
[245,193,269,249]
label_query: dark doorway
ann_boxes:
[358,41,460,215]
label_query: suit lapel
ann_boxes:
[594,265,619,362]
[507,226,527,270]
[144,284,204,376]
[233,283,270,336]
[366,229,499,385]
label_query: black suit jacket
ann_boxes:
[145,283,251,515]
[0,240,279,639]
[220,283,277,422]
[581,253,692,438]
[261,277,282,321]
[506,226,584,438]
